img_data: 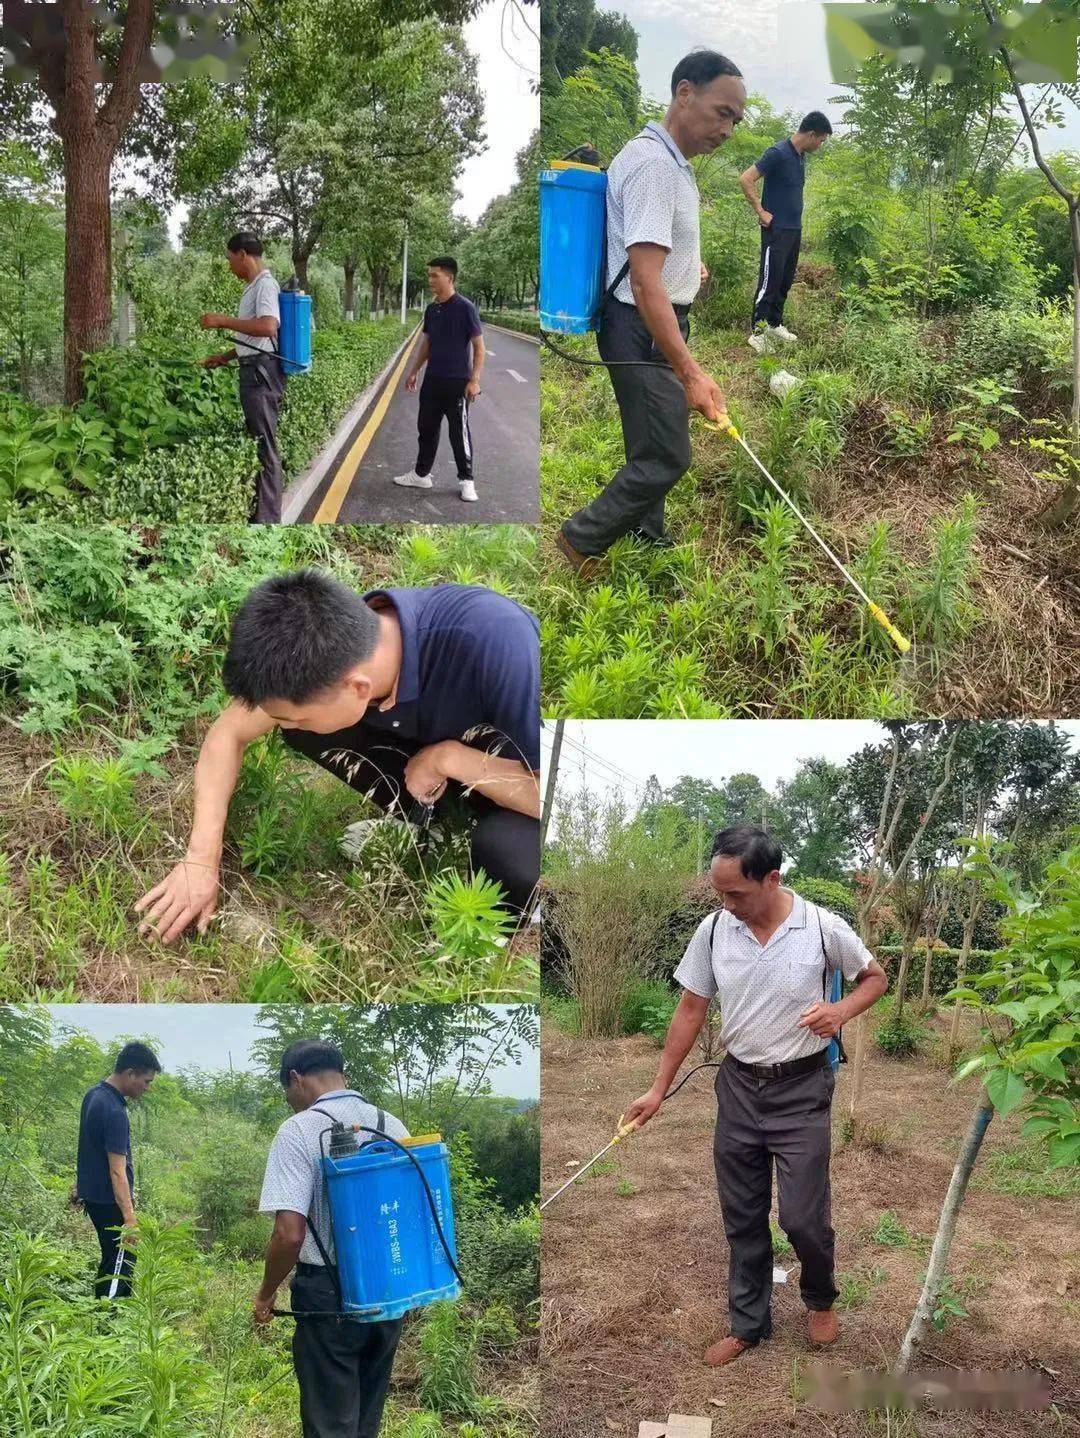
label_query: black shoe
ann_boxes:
[630,527,677,549]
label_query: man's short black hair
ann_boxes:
[279,1039,346,1088]
[114,1042,161,1075]
[799,111,833,136]
[428,255,458,277]
[222,570,381,708]
[671,49,742,94]
[226,231,263,257]
[710,825,782,880]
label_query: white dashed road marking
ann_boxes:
[507,369,527,383]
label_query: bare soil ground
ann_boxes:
[541,1015,1080,1438]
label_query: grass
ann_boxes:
[0,523,540,1002]
[540,274,1078,718]
[972,1137,1080,1200]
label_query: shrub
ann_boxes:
[874,997,927,1057]
[621,978,678,1041]
[93,435,259,523]
[276,319,408,477]
[786,874,857,925]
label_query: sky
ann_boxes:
[165,0,539,246]
[43,1005,539,1101]
[541,719,1080,816]
[598,0,1080,151]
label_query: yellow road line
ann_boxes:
[313,329,421,524]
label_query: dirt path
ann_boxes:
[540,1018,1080,1438]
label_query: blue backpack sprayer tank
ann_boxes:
[272,1108,462,1324]
[231,276,313,375]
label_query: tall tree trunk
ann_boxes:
[61,132,112,403]
[898,1098,994,1370]
[293,251,310,292]
[894,912,921,1018]
[947,890,982,1056]
[343,259,356,322]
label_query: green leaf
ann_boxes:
[952,1053,989,1082]
[1047,1133,1080,1170]
[985,1066,1028,1117]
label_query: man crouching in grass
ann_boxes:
[133,571,540,943]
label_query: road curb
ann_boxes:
[282,324,421,523]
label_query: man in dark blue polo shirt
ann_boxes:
[394,256,486,503]
[134,571,540,942]
[76,1042,161,1299]
[740,111,832,351]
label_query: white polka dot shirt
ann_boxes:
[674,893,874,1065]
[606,121,701,306]
[259,1090,410,1266]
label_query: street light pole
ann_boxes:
[400,220,409,325]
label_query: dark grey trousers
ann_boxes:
[290,1266,403,1438]
[561,298,692,556]
[752,226,801,330]
[713,1056,838,1344]
[239,357,286,524]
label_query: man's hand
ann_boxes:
[683,367,729,424]
[134,861,220,944]
[405,372,418,393]
[699,261,710,285]
[465,378,481,400]
[252,1291,276,1326]
[624,1088,663,1128]
[796,1001,845,1039]
[199,313,229,330]
[198,353,230,369]
[404,743,450,805]
[758,208,773,228]
[121,1215,139,1246]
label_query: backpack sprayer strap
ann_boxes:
[815,904,848,1064]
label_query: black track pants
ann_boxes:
[416,374,473,479]
[752,226,801,330]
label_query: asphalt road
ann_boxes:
[297,323,539,524]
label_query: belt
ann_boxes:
[610,296,692,316]
[295,1261,329,1277]
[238,351,276,367]
[729,1049,830,1083]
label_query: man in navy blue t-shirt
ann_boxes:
[134,571,540,941]
[76,1042,160,1298]
[394,256,486,503]
[740,111,832,350]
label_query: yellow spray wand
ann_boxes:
[539,1114,638,1211]
[703,418,911,655]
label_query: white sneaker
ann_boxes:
[459,480,478,502]
[772,324,798,343]
[748,332,767,354]
[339,817,418,859]
[392,470,432,489]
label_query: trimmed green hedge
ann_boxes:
[480,309,541,337]
[276,318,408,476]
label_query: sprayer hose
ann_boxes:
[541,331,677,369]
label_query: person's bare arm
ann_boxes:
[200,313,280,338]
[739,165,771,227]
[134,702,277,943]
[466,334,485,398]
[107,1152,136,1226]
[405,333,431,392]
[404,742,540,818]
[798,959,888,1038]
[253,1210,306,1324]
[627,243,728,422]
[624,990,711,1126]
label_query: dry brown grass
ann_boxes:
[540,1015,1080,1438]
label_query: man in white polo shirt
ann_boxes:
[557,49,745,568]
[253,1038,411,1438]
[626,825,887,1366]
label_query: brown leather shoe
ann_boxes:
[808,1309,839,1345]
[703,1334,753,1367]
[554,529,599,578]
